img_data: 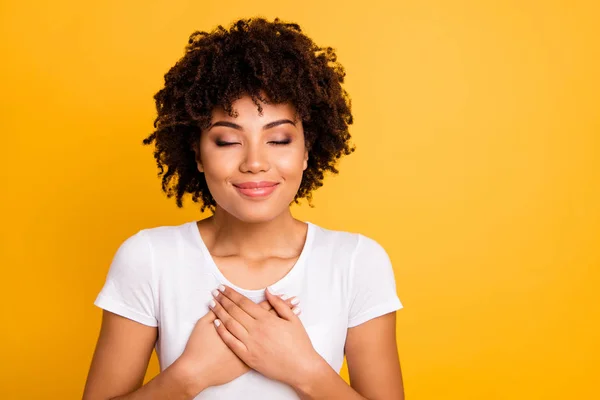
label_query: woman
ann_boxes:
[84,17,404,399]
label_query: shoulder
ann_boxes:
[309,222,387,255]
[308,222,359,253]
[138,221,192,241]
[136,221,197,252]
[111,221,195,267]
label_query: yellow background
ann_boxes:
[1,0,598,398]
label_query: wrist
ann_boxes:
[290,353,330,397]
[170,356,209,397]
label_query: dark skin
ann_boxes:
[142,17,355,211]
[186,95,403,398]
[82,297,301,399]
[84,16,403,400]
[209,285,404,399]
[84,96,404,398]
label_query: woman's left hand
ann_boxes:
[208,284,324,387]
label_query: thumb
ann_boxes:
[265,287,300,322]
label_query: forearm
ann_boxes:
[291,357,367,400]
[111,359,206,400]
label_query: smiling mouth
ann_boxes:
[233,181,279,189]
[233,182,280,198]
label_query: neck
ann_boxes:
[199,206,307,259]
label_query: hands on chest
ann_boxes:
[177,284,326,395]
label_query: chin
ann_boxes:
[215,197,291,224]
[227,206,286,224]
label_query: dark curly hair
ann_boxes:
[142,17,355,212]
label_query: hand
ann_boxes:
[209,285,323,388]
[177,294,301,394]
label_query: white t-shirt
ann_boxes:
[94,220,402,399]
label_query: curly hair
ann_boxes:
[142,17,355,211]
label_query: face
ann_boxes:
[194,94,308,223]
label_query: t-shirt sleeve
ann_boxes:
[94,230,158,327]
[347,234,403,328]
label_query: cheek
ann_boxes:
[201,150,235,174]
[199,155,235,199]
[277,157,304,178]
[274,151,306,178]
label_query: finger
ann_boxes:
[213,319,249,361]
[212,289,255,329]
[258,301,292,316]
[282,296,301,315]
[266,300,302,316]
[201,309,217,323]
[208,297,250,342]
[217,285,269,319]
[265,287,301,322]
[259,296,299,310]
[280,294,299,307]
[276,304,301,316]
[258,300,271,310]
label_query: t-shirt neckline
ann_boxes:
[189,220,315,298]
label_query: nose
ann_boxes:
[239,142,270,173]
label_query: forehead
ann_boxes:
[211,95,297,121]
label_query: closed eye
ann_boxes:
[269,139,292,145]
[215,140,291,146]
[215,140,240,147]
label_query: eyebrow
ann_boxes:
[208,119,297,131]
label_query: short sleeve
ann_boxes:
[94,230,158,327]
[347,234,403,328]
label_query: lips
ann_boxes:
[233,181,279,189]
[233,181,280,198]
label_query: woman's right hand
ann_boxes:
[176,295,301,395]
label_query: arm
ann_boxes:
[345,312,404,399]
[83,310,204,400]
[292,311,404,400]
[291,359,368,400]
[85,297,299,399]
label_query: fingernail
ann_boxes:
[214,319,221,327]
[218,285,226,292]
[209,299,216,308]
[291,298,300,305]
[281,294,290,300]
[211,289,219,298]
[292,307,301,315]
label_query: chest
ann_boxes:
[155,254,350,373]
[211,255,299,290]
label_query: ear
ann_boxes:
[192,143,204,173]
[303,149,309,171]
